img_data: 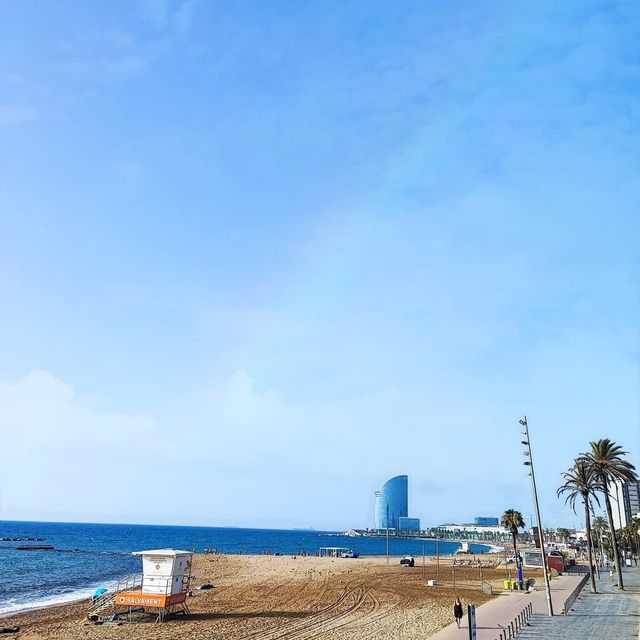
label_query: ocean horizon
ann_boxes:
[0,520,494,615]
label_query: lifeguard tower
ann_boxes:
[90,548,193,623]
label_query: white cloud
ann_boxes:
[0,104,36,126]
[185,370,358,467]
[174,0,201,35]
[136,0,171,29]
[1,359,636,529]
[0,371,158,518]
[136,0,201,34]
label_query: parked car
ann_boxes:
[400,556,415,567]
[340,550,359,558]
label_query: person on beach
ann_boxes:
[453,597,464,628]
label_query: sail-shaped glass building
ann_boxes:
[374,475,408,530]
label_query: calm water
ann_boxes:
[0,520,492,615]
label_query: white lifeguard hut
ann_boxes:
[112,549,193,622]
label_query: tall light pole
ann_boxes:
[520,416,554,616]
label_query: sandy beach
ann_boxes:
[2,553,545,640]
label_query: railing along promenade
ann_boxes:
[561,570,590,615]
[492,602,533,640]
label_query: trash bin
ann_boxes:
[503,579,511,590]
[510,580,516,590]
[518,580,524,591]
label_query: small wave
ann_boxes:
[0,579,117,617]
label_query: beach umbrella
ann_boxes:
[93,587,108,598]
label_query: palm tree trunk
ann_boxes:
[583,500,596,593]
[603,491,624,589]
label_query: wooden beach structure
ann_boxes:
[90,548,193,623]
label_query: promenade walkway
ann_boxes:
[429,565,640,640]
[517,565,640,640]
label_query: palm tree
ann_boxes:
[501,509,525,563]
[580,439,638,590]
[592,516,608,564]
[557,460,600,593]
[619,522,640,557]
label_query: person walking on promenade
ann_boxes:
[453,597,464,628]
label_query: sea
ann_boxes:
[0,520,494,615]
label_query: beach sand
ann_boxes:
[3,554,538,639]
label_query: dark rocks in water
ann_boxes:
[16,545,54,551]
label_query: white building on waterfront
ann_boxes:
[608,480,640,530]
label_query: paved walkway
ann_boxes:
[429,565,640,640]
[430,570,584,640]
[517,565,640,639]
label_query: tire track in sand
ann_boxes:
[236,584,384,640]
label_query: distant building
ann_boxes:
[374,475,408,530]
[608,480,640,529]
[398,517,421,532]
[434,523,516,542]
[474,517,499,526]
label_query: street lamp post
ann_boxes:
[520,416,554,616]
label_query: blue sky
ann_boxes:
[1,0,638,531]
